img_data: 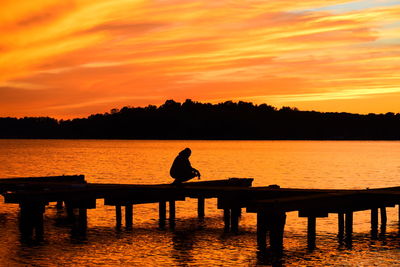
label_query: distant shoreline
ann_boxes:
[1,100,399,140]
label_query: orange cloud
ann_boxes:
[0,0,399,118]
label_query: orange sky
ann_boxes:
[0,0,399,118]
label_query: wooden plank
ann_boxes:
[246,192,356,213]
[183,178,253,187]
[247,191,400,214]
[299,210,328,218]
[104,196,186,206]
[0,175,85,184]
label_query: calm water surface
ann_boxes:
[0,140,400,266]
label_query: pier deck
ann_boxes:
[1,175,400,252]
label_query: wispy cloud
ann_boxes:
[0,0,399,117]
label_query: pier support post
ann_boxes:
[380,207,387,235]
[307,216,316,249]
[78,208,88,232]
[371,208,378,238]
[169,201,176,220]
[115,205,122,228]
[257,211,268,251]
[19,206,33,238]
[231,207,241,233]
[125,204,133,229]
[269,211,286,252]
[223,208,231,232]
[398,204,400,224]
[380,207,387,225]
[35,207,44,239]
[197,198,205,219]
[345,211,353,240]
[338,213,344,240]
[65,202,75,222]
[169,201,176,229]
[159,201,166,228]
[56,201,63,210]
[19,203,45,240]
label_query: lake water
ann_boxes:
[0,140,400,266]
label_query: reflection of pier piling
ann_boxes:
[2,175,400,252]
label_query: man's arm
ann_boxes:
[193,168,201,179]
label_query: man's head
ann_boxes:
[179,147,191,157]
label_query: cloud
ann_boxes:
[0,0,399,117]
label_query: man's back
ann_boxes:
[170,154,192,179]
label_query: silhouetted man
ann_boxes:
[170,148,200,184]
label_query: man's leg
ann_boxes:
[172,179,181,185]
[180,173,197,183]
[172,173,196,184]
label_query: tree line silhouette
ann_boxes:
[1,99,399,139]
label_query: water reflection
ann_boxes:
[1,140,400,265]
[171,231,195,265]
[256,248,285,266]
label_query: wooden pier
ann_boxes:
[1,175,400,253]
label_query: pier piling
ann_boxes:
[224,208,231,232]
[338,213,344,240]
[371,208,378,238]
[19,203,45,240]
[56,201,63,210]
[169,200,176,228]
[8,176,400,252]
[169,201,176,220]
[380,206,387,235]
[125,204,133,229]
[256,211,268,250]
[66,203,75,222]
[269,211,286,252]
[159,201,166,228]
[307,216,316,249]
[345,211,353,240]
[397,204,400,226]
[231,207,241,233]
[115,205,122,228]
[78,208,88,231]
[380,207,387,225]
[197,197,205,218]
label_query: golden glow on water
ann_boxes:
[0,140,400,265]
[1,140,399,188]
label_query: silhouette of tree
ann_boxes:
[0,99,399,140]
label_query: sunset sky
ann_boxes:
[1,0,399,118]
